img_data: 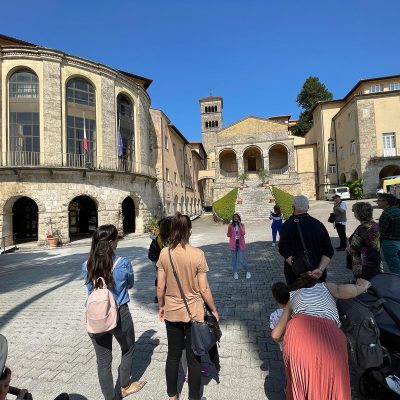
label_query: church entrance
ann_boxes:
[12,197,38,243]
[243,146,263,173]
[122,197,136,233]
[69,196,98,238]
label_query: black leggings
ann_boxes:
[165,320,201,400]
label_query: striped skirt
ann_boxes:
[283,314,351,400]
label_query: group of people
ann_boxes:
[268,193,400,399]
[82,191,399,399]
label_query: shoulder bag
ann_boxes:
[292,218,313,275]
[168,248,221,356]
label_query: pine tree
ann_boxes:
[292,76,333,136]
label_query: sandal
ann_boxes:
[120,380,147,397]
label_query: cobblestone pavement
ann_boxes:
[0,200,383,400]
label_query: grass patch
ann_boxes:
[272,186,293,219]
[213,188,238,223]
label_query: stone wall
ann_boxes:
[0,170,160,244]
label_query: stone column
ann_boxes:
[237,154,244,176]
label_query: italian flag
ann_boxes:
[83,125,88,152]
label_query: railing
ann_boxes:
[0,151,156,178]
[270,165,289,175]
[1,234,17,254]
[383,148,397,157]
[220,170,238,178]
[5,151,40,166]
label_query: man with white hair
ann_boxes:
[279,195,334,287]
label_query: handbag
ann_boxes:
[328,212,335,224]
[292,218,313,275]
[168,248,221,356]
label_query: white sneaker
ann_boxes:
[233,272,239,280]
[246,272,251,279]
[271,243,276,247]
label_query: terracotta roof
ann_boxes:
[0,33,37,47]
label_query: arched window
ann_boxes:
[215,120,218,127]
[9,69,40,165]
[117,94,134,169]
[66,78,96,167]
[211,121,215,128]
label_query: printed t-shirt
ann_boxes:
[157,244,209,323]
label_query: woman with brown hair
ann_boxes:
[156,213,219,400]
[272,274,371,399]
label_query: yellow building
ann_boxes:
[306,75,400,198]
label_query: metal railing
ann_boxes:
[1,234,17,254]
[5,151,40,166]
[270,165,289,175]
[0,151,156,178]
[220,170,238,178]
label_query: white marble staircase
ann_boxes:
[235,179,275,222]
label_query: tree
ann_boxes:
[292,76,333,137]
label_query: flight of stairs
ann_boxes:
[235,179,275,222]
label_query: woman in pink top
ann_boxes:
[227,213,251,280]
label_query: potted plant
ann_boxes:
[257,169,271,187]
[47,218,59,248]
[238,172,249,189]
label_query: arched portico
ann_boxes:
[243,146,263,173]
[268,144,288,174]
[379,164,400,179]
[68,195,98,239]
[219,149,238,178]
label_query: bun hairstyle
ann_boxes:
[169,213,192,249]
[87,224,118,289]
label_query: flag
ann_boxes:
[117,121,123,157]
[83,123,88,152]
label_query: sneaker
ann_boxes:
[233,272,239,280]
[246,271,251,279]
[271,243,276,247]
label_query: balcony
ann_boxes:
[370,149,399,160]
[0,151,156,178]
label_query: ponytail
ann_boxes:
[87,224,118,289]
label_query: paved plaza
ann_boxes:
[0,201,383,399]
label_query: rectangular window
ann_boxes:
[389,82,400,91]
[369,84,382,93]
[347,110,354,120]
[350,141,356,155]
[174,172,177,185]
[180,174,183,187]
[383,133,396,157]
[328,164,337,174]
[166,168,170,181]
[179,149,182,160]
[164,136,168,150]
[339,146,344,160]
[328,142,335,153]
[211,161,215,168]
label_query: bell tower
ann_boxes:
[199,96,223,154]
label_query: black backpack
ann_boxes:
[337,298,384,370]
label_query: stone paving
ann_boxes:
[0,200,383,399]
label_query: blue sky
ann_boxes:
[2,0,399,141]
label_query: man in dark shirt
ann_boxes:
[279,195,334,287]
[377,193,400,274]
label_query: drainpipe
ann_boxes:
[320,110,327,198]
[333,119,340,185]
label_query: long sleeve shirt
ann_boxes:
[379,206,400,241]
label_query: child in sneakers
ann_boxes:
[269,281,290,350]
[269,205,283,247]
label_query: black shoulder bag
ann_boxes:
[292,218,313,275]
[168,248,221,356]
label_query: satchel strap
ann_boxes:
[168,248,194,322]
[293,218,312,268]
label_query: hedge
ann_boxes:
[272,186,293,220]
[213,188,238,223]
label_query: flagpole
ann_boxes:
[83,112,86,168]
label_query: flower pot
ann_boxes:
[47,237,58,248]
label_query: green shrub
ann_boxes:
[272,186,293,219]
[343,179,363,199]
[238,172,249,183]
[144,216,159,233]
[213,188,238,223]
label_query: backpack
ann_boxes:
[337,298,384,370]
[85,257,121,334]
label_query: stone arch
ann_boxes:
[268,143,288,172]
[350,169,359,180]
[340,173,347,185]
[5,65,41,82]
[219,149,238,177]
[64,192,103,212]
[12,196,39,243]
[1,193,45,215]
[243,145,263,173]
[68,195,98,238]
[173,195,179,214]
[121,196,136,233]
[379,164,400,180]
[65,74,97,91]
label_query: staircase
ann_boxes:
[235,179,275,222]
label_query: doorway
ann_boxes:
[12,197,38,242]
[69,196,98,237]
[122,197,136,233]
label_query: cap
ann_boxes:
[0,334,8,378]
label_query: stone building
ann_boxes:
[150,109,205,216]
[0,34,161,245]
[198,96,318,204]
[306,74,400,198]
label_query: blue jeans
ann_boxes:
[381,240,400,274]
[90,304,135,400]
[271,222,282,243]
[231,244,249,273]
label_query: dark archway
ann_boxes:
[68,196,98,237]
[12,197,38,243]
[340,173,347,185]
[350,169,359,180]
[244,146,263,173]
[122,197,136,233]
[379,164,400,180]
